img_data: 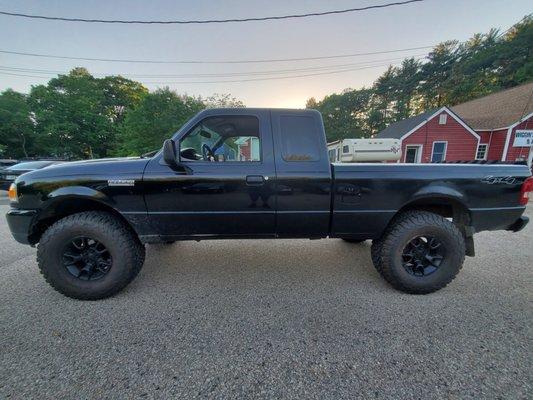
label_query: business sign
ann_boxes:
[513,130,533,147]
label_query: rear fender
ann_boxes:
[398,184,475,256]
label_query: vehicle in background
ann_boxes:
[328,138,401,163]
[0,160,64,190]
[0,159,18,171]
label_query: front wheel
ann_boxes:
[371,211,465,294]
[37,211,145,300]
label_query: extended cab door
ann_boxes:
[270,110,332,237]
[142,109,276,239]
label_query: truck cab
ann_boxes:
[143,108,332,240]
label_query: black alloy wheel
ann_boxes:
[62,236,112,281]
[401,236,445,277]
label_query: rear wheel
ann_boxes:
[371,211,465,294]
[37,211,145,300]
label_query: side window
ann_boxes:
[476,144,488,160]
[279,115,321,162]
[342,145,350,153]
[431,142,447,162]
[179,115,261,162]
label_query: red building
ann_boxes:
[377,82,533,167]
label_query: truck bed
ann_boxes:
[331,163,531,239]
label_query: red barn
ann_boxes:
[377,82,533,167]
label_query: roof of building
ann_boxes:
[451,82,533,130]
[376,109,436,139]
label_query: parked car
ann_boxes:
[0,159,18,171]
[5,108,532,300]
[0,160,64,190]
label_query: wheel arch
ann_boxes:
[389,190,474,256]
[398,184,471,223]
[29,190,139,244]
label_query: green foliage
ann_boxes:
[116,88,204,156]
[308,89,372,141]
[0,89,35,158]
[204,93,245,108]
[309,15,533,141]
[28,68,148,159]
[0,64,245,159]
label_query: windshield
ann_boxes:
[7,161,55,170]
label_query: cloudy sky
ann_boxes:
[0,0,531,108]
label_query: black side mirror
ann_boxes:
[162,139,192,174]
[163,139,178,167]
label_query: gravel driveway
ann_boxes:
[0,202,531,399]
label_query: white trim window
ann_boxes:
[404,145,423,163]
[439,114,447,125]
[475,143,488,160]
[342,145,350,154]
[431,141,447,162]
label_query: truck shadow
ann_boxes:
[127,239,390,297]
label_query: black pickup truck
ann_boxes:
[6,108,532,300]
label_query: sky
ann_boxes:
[0,0,531,108]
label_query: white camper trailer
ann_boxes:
[327,138,402,163]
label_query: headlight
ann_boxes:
[8,183,18,203]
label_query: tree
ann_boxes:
[116,88,204,156]
[394,58,422,117]
[418,40,459,109]
[203,93,245,108]
[29,68,115,159]
[306,88,373,141]
[0,89,35,158]
[29,68,148,159]
[494,16,533,87]
[98,75,148,124]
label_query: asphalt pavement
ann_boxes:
[0,198,531,399]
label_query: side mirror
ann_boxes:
[162,139,192,174]
[163,139,178,167]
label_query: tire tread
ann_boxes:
[37,211,145,300]
[372,211,465,294]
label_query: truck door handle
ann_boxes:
[340,184,361,195]
[246,175,265,185]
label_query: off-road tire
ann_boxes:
[372,211,465,294]
[370,237,384,271]
[37,211,145,300]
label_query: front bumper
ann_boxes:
[5,209,37,244]
[506,216,529,232]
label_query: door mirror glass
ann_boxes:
[162,139,178,167]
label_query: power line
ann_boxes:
[0,60,408,84]
[0,1,424,25]
[0,45,434,65]
[0,55,426,78]
[143,62,407,84]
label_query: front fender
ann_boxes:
[38,186,117,220]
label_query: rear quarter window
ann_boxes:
[279,115,321,162]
